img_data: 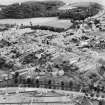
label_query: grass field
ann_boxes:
[0,17,71,29]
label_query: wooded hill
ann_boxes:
[0,1,103,20]
[0,1,65,19]
[58,2,103,20]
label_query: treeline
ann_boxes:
[0,1,64,19]
[0,1,102,20]
[58,3,102,20]
[22,25,66,32]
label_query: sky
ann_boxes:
[0,0,105,6]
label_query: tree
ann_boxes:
[0,57,5,66]
[98,65,105,76]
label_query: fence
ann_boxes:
[0,78,81,92]
[0,78,103,105]
[0,78,79,105]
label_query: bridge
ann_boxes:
[0,87,104,105]
[0,87,84,105]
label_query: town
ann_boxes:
[0,1,105,105]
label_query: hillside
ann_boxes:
[0,1,103,20]
[0,15,105,91]
[59,2,103,20]
[0,1,65,19]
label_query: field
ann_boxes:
[0,17,71,29]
